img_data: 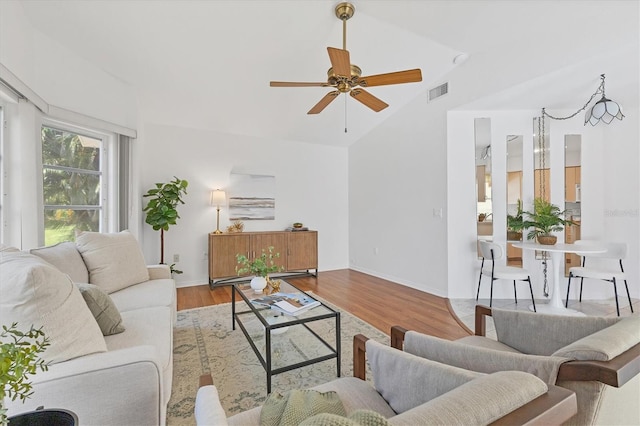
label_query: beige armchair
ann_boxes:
[391,305,640,426]
[195,333,577,425]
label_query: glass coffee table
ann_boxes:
[232,279,341,393]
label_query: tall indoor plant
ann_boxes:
[0,323,49,426]
[523,197,573,245]
[236,246,283,293]
[143,177,188,272]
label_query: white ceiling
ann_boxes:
[18,0,640,147]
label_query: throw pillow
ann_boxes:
[76,230,149,293]
[0,251,106,364]
[260,389,346,426]
[30,241,89,283]
[365,340,482,414]
[0,244,19,253]
[76,283,126,335]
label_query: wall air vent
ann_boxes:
[428,82,448,101]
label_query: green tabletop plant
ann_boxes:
[523,197,574,245]
[143,176,188,274]
[236,246,284,292]
[236,246,283,278]
[507,199,525,241]
[0,323,50,425]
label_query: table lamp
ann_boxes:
[210,189,226,234]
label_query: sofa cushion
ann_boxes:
[76,283,125,336]
[106,306,173,374]
[76,230,149,293]
[492,307,619,356]
[552,315,640,361]
[0,244,19,252]
[109,279,176,314]
[0,251,106,364]
[365,340,482,414]
[31,241,89,283]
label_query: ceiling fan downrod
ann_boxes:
[335,2,355,51]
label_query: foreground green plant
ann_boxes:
[0,323,50,425]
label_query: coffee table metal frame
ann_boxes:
[232,280,341,393]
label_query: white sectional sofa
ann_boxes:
[0,231,176,425]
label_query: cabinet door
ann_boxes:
[287,231,318,271]
[209,234,250,279]
[565,167,577,202]
[250,233,287,271]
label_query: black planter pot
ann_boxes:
[8,408,77,426]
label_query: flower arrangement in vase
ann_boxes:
[236,246,283,293]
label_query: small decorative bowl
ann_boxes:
[293,223,303,228]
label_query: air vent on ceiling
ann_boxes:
[428,82,448,101]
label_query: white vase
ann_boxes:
[250,276,267,293]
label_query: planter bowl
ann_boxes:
[537,235,557,245]
[507,231,523,241]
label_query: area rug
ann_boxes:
[167,297,389,425]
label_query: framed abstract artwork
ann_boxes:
[228,173,275,220]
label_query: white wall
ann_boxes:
[349,96,449,297]
[137,123,349,287]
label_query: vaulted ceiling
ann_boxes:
[17,0,639,146]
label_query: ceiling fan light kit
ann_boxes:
[270,2,422,115]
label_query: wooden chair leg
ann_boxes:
[579,277,584,302]
[513,280,518,304]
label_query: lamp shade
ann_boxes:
[585,96,624,126]
[210,189,226,207]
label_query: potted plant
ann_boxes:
[523,198,574,245]
[507,199,525,241]
[236,246,283,293]
[143,177,188,274]
[1,323,49,425]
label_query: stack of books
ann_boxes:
[252,292,320,315]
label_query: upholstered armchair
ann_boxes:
[195,333,577,425]
[391,305,640,426]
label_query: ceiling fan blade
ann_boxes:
[327,47,351,77]
[357,69,422,87]
[308,91,340,114]
[270,81,329,87]
[350,89,388,112]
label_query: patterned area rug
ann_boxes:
[167,297,389,425]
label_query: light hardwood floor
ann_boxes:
[176,269,471,340]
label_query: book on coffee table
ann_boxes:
[252,292,320,315]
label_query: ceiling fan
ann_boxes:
[270,2,423,115]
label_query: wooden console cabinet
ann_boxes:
[208,230,317,286]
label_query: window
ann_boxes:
[41,124,110,245]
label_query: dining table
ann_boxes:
[511,242,606,315]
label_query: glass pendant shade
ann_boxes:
[585,96,624,126]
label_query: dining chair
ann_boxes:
[565,240,634,316]
[476,240,536,311]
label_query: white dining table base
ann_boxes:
[512,243,605,316]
